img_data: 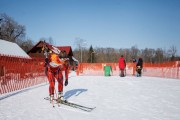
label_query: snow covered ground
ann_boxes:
[1,71,180,120]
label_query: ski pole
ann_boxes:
[54,87,60,107]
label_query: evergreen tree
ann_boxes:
[87,45,96,63]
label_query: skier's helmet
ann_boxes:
[51,46,61,54]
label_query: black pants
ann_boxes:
[136,67,142,76]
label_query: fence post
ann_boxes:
[176,61,179,79]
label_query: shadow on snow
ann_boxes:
[64,88,88,100]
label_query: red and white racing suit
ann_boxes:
[47,53,69,96]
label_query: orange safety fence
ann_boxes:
[1,54,179,95]
[0,55,46,94]
[76,61,180,79]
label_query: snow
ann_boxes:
[1,72,180,120]
[0,39,31,58]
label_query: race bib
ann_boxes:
[49,62,61,68]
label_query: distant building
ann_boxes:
[0,39,31,59]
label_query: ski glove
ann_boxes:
[65,79,68,86]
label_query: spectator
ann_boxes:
[118,55,126,77]
[136,57,143,77]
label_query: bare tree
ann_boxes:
[73,44,179,63]
[141,48,155,63]
[154,48,164,63]
[167,46,177,61]
[94,47,105,62]
[74,37,87,63]
[19,39,34,52]
[130,45,140,60]
[0,13,25,43]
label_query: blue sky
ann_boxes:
[1,0,180,55]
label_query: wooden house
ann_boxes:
[27,41,74,65]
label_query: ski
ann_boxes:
[44,97,96,112]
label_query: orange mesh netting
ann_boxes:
[0,54,179,95]
[0,55,46,94]
[76,61,180,79]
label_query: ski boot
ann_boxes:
[50,94,54,103]
[57,92,64,103]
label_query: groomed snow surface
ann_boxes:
[0,71,180,120]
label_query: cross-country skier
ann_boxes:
[136,57,143,77]
[118,55,126,77]
[44,46,69,101]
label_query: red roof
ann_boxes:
[57,46,72,55]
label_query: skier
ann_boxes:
[118,55,126,77]
[44,46,69,101]
[136,57,143,77]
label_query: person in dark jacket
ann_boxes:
[136,57,143,77]
[118,55,126,77]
